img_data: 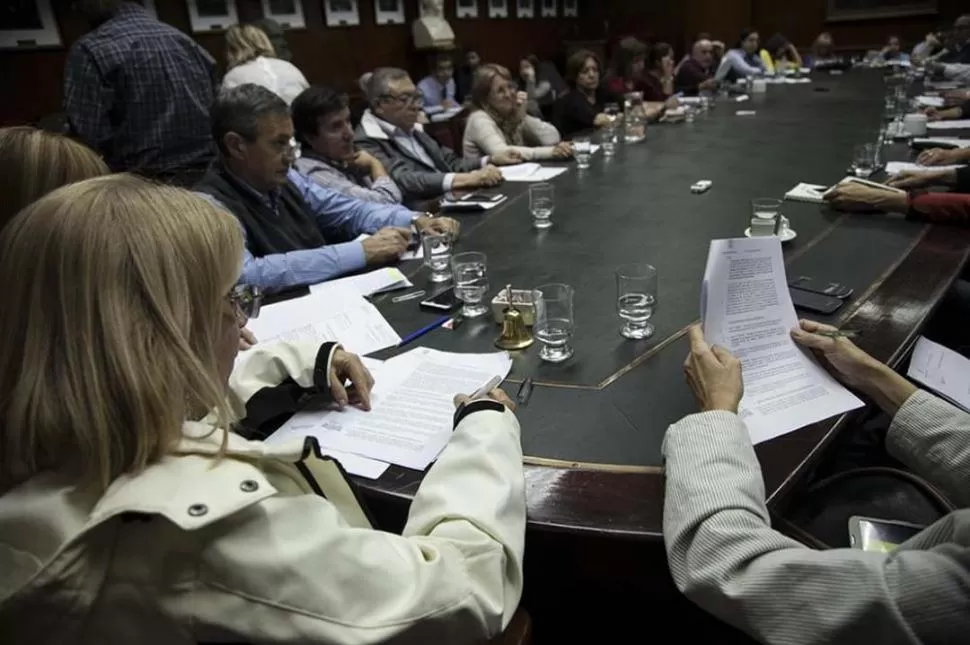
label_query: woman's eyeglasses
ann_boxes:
[229,284,262,320]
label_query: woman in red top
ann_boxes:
[605,37,650,95]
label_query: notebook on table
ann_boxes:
[785,183,829,204]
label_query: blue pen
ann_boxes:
[398,315,452,347]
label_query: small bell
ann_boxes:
[495,285,534,351]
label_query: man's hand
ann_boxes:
[916,147,958,166]
[823,182,909,213]
[924,106,942,122]
[593,113,612,128]
[443,98,459,109]
[489,149,524,166]
[330,348,375,410]
[454,388,517,412]
[361,227,410,265]
[551,141,574,159]
[414,214,460,239]
[350,150,383,174]
[886,169,950,190]
[699,78,718,92]
[683,325,744,413]
[516,91,528,107]
[239,327,257,351]
[472,165,504,186]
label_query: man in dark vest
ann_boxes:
[195,84,458,291]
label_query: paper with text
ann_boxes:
[927,119,970,130]
[499,163,569,182]
[908,336,970,412]
[267,348,513,469]
[701,237,863,444]
[311,267,412,297]
[886,161,965,175]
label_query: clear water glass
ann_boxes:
[533,283,575,363]
[421,232,453,283]
[684,105,696,123]
[616,264,657,340]
[451,252,489,318]
[529,182,554,229]
[604,102,621,118]
[852,143,876,178]
[751,197,782,220]
[573,137,592,168]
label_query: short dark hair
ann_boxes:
[291,86,349,146]
[565,49,601,85]
[210,84,289,155]
[762,33,789,56]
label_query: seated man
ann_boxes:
[675,38,718,95]
[417,54,459,116]
[355,67,521,207]
[194,84,457,291]
[292,86,402,204]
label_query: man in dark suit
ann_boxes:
[354,67,522,207]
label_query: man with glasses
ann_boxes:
[356,67,522,207]
[194,84,458,291]
[675,38,718,96]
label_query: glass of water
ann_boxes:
[421,232,453,283]
[533,283,575,363]
[452,252,489,318]
[573,137,592,169]
[616,264,657,340]
[852,143,876,178]
[529,183,554,229]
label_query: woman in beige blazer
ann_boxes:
[463,63,572,162]
[0,175,526,644]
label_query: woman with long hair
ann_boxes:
[0,175,526,643]
[222,23,309,104]
[463,63,569,161]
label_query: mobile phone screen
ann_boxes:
[420,289,460,311]
[853,518,924,552]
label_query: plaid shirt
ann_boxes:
[63,3,216,174]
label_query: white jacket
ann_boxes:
[0,341,526,644]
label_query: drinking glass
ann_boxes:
[529,183,554,229]
[684,105,696,123]
[616,264,658,340]
[851,143,876,178]
[421,232,453,283]
[751,197,782,220]
[452,252,489,318]
[600,128,617,156]
[573,137,592,169]
[533,283,575,363]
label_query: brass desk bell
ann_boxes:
[495,285,534,350]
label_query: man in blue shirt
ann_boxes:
[417,54,459,116]
[195,84,458,291]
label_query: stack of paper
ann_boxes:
[928,119,970,130]
[911,137,970,149]
[499,163,569,182]
[886,161,965,175]
[916,95,946,108]
[908,336,970,412]
[311,267,412,298]
[784,183,829,204]
[701,237,863,444]
[266,347,513,471]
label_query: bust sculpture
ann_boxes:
[413,0,455,51]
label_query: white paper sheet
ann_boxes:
[311,267,412,297]
[916,95,946,108]
[267,348,513,469]
[783,77,812,84]
[500,163,568,182]
[908,336,970,412]
[701,237,863,444]
[885,161,965,175]
[927,119,970,130]
[784,182,829,204]
[911,137,970,149]
[319,449,390,479]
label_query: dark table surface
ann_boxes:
[359,71,970,539]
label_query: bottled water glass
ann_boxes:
[529,183,555,229]
[573,137,592,169]
[533,283,575,363]
[421,232,453,283]
[451,251,489,318]
[616,264,658,340]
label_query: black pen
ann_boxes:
[814,329,862,340]
[516,378,534,406]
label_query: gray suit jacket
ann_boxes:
[663,389,970,644]
[353,110,480,204]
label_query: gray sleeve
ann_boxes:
[356,139,448,199]
[663,410,970,645]
[887,390,970,507]
[302,164,402,205]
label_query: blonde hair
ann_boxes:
[470,63,512,110]
[225,23,276,69]
[0,174,244,492]
[0,126,109,233]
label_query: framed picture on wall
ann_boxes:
[323,0,360,26]
[540,0,556,18]
[375,0,404,25]
[488,0,508,19]
[562,0,576,17]
[0,0,61,49]
[456,0,478,19]
[515,0,534,18]
[186,0,238,32]
[826,0,936,21]
[261,0,306,29]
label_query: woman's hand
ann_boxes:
[823,182,909,213]
[454,388,517,412]
[790,320,882,390]
[886,169,949,190]
[683,325,744,414]
[551,141,573,159]
[330,349,375,411]
[916,147,958,166]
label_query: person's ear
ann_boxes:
[223,132,248,161]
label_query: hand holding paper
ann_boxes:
[683,325,744,414]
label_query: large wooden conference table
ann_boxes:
[359,70,970,540]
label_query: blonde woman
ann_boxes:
[0,175,526,643]
[463,63,571,162]
[222,23,308,105]
[0,126,108,232]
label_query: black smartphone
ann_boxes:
[420,288,461,312]
[788,276,854,299]
[790,287,844,315]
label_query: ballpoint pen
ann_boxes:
[397,315,452,347]
[813,329,862,339]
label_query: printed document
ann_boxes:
[701,237,863,444]
[927,119,970,130]
[886,161,965,175]
[908,336,970,412]
[500,163,569,182]
[310,267,412,297]
[267,348,513,470]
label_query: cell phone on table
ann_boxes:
[420,288,461,312]
[458,193,503,204]
[790,287,844,315]
[848,516,924,552]
[788,276,853,299]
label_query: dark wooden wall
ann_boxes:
[0,0,599,127]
